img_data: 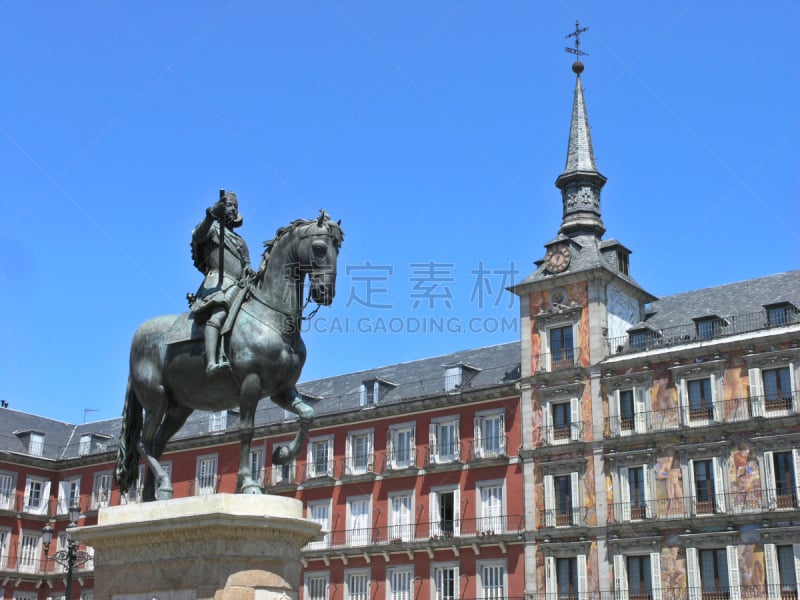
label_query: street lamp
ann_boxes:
[42,505,90,600]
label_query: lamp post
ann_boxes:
[42,505,90,600]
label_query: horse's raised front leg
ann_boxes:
[271,387,314,466]
[238,373,263,494]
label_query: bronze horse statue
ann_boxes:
[115,211,344,501]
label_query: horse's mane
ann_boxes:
[256,211,344,277]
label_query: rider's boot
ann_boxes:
[204,320,230,377]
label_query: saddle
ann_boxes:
[165,284,249,346]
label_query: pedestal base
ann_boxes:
[74,494,320,600]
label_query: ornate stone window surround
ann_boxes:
[669,359,726,426]
[539,382,585,445]
[745,348,800,417]
[534,304,582,373]
[604,371,654,436]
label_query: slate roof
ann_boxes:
[640,270,800,330]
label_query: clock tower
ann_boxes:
[510,24,656,598]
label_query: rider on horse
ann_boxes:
[189,190,252,376]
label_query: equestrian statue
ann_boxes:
[114,191,344,501]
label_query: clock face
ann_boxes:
[544,244,571,273]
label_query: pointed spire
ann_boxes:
[556,25,607,238]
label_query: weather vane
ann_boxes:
[565,20,589,60]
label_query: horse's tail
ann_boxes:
[114,378,142,494]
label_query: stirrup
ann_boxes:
[205,361,231,377]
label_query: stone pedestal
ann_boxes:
[74,494,320,600]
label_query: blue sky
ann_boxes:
[1,2,798,424]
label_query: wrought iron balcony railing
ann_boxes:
[467,435,508,461]
[608,306,800,356]
[526,586,798,600]
[539,421,588,446]
[302,514,524,551]
[535,348,583,373]
[425,442,464,466]
[537,506,588,529]
[381,448,420,472]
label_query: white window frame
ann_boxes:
[249,446,265,485]
[474,410,505,459]
[476,560,506,600]
[388,490,414,543]
[543,320,578,371]
[760,449,800,510]
[305,571,330,600]
[444,366,463,391]
[613,387,650,436]
[307,435,334,479]
[543,471,582,527]
[307,500,331,550]
[346,495,372,546]
[195,454,218,496]
[430,486,460,538]
[23,475,51,515]
[208,410,227,432]
[616,464,657,521]
[544,554,587,600]
[686,545,740,600]
[387,423,416,470]
[0,527,10,569]
[17,530,42,574]
[764,543,800,600]
[477,479,505,534]
[687,457,727,515]
[747,349,799,418]
[57,476,81,514]
[429,417,460,464]
[91,471,112,510]
[613,552,663,600]
[670,360,725,427]
[542,397,581,444]
[345,569,371,600]
[0,470,17,511]
[80,592,94,600]
[28,432,44,457]
[387,566,414,600]
[346,429,374,475]
[78,435,92,456]
[431,563,459,600]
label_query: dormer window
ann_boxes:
[694,316,726,340]
[79,435,92,456]
[443,363,479,392]
[15,431,45,457]
[617,250,629,276]
[360,379,395,407]
[209,410,227,432]
[766,302,798,327]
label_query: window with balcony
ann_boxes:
[543,397,581,444]
[764,543,800,600]
[387,424,416,469]
[195,455,218,496]
[249,448,264,485]
[430,418,460,463]
[430,487,459,538]
[23,476,50,515]
[57,477,81,514]
[610,387,650,435]
[748,351,798,417]
[0,471,16,511]
[549,325,576,370]
[689,458,726,515]
[346,570,370,600]
[17,532,41,574]
[687,378,714,422]
[0,528,10,569]
[545,555,587,600]
[613,553,662,600]
[270,442,296,484]
[694,316,725,340]
[686,546,739,600]
[762,449,800,510]
[617,465,656,521]
[389,567,413,600]
[764,367,794,412]
[347,496,371,546]
[307,436,334,478]
[307,501,330,549]
[478,561,506,600]
[305,572,329,600]
[477,482,504,534]
[346,430,374,475]
[389,491,413,542]
[543,472,581,527]
[474,411,505,459]
[433,565,458,600]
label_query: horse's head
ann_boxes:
[294,211,344,306]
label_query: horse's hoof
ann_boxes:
[241,484,263,495]
[156,488,174,501]
[272,445,292,465]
